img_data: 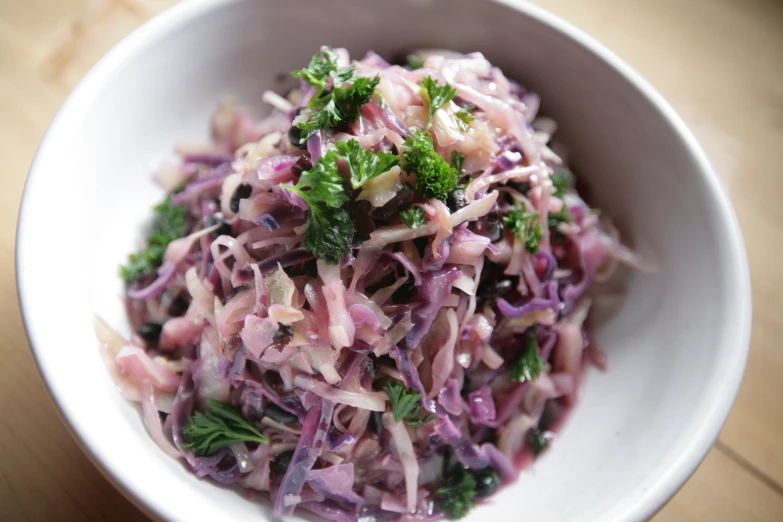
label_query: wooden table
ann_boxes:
[1,0,781,519]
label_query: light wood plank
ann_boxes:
[654,448,783,521]
[0,0,781,520]
[537,0,783,490]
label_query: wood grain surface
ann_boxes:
[1,0,781,520]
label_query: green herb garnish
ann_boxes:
[401,207,426,229]
[503,202,543,253]
[548,208,572,228]
[550,170,573,198]
[402,130,459,201]
[406,54,425,70]
[436,451,501,519]
[436,468,477,519]
[527,427,553,457]
[183,400,269,456]
[384,381,433,427]
[508,327,545,384]
[291,47,343,90]
[334,138,400,189]
[119,197,187,281]
[454,104,475,131]
[451,150,465,173]
[421,76,458,128]
[294,48,380,143]
[281,151,354,264]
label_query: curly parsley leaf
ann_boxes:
[550,170,573,198]
[292,151,349,206]
[291,47,341,90]
[401,207,426,229]
[548,208,572,229]
[183,400,269,456]
[406,54,425,70]
[384,381,429,425]
[421,76,458,128]
[436,467,477,519]
[527,427,554,457]
[548,208,572,241]
[334,138,400,189]
[503,202,543,253]
[451,150,465,173]
[508,327,545,384]
[454,104,476,131]
[298,76,380,143]
[282,151,354,264]
[402,130,459,201]
[293,49,380,144]
[120,197,187,281]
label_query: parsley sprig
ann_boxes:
[508,327,545,383]
[406,54,425,70]
[291,47,346,90]
[183,400,269,456]
[401,207,426,229]
[436,450,501,519]
[454,104,476,131]
[421,76,457,129]
[503,202,543,253]
[282,150,354,265]
[293,48,380,143]
[384,381,433,427]
[548,208,572,229]
[437,469,477,518]
[120,197,187,281]
[402,130,459,201]
[334,139,400,188]
[451,151,465,173]
[550,170,573,198]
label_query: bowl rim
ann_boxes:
[16,0,752,520]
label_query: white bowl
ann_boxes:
[16,0,751,521]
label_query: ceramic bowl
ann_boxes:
[17,0,751,520]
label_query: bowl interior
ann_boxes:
[17,0,750,521]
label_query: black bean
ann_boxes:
[477,212,504,242]
[392,274,417,305]
[539,400,563,432]
[291,156,312,177]
[136,323,163,342]
[368,353,381,375]
[477,279,514,300]
[460,376,471,398]
[206,215,232,237]
[272,323,294,341]
[527,427,553,456]
[288,125,307,149]
[441,447,464,477]
[352,200,376,241]
[372,182,414,220]
[270,450,294,476]
[485,221,504,242]
[474,468,500,497]
[446,188,466,213]
[368,411,384,436]
[229,183,252,213]
[168,295,189,317]
[216,222,232,237]
[264,403,299,425]
[413,237,428,258]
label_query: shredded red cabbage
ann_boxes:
[97,48,645,521]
